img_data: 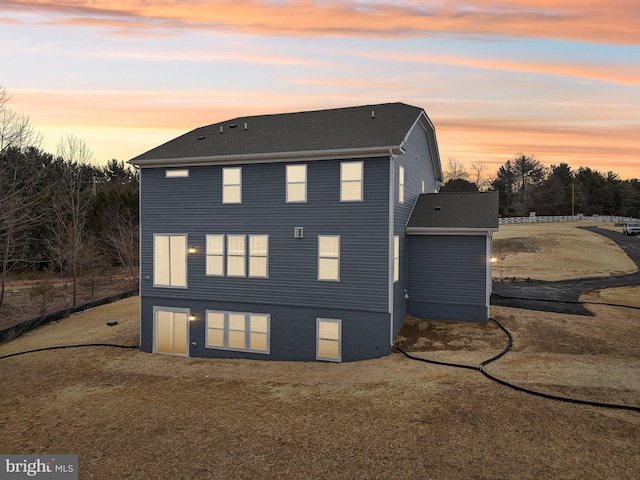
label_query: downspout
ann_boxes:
[389,150,396,346]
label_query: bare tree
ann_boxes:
[443,157,469,183]
[0,85,46,307]
[47,135,95,307]
[470,162,490,191]
[0,85,42,153]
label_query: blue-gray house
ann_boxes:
[130,103,498,362]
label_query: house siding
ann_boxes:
[141,296,391,361]
[391,119,438,337]
[139,156,394,361]
[407,235,489,323]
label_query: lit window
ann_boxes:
[206,235,224,276]
[249,235,268,278]
[153,234,187,287]
[165,169,189,178]
[206,311,270,354]
[399,166,405,203]
[317,318,341,362]
[421,180,425,193]
[227,235,246,277]
[394,235,399,282]
[318,235,340,281]
[223,167,242,203]
[286,164,307,202]
[341,161,363,201]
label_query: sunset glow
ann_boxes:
[1,0,638,179]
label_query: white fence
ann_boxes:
[499,215,640,225]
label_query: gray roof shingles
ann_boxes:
[407,191,499,230]
[130,102,424,163]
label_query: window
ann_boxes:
[286,164,306,202]
[206,310,270,354]
[317,318,341,362]
[154,234,187,287]
[394,235,399,282]
[341,161,363,201]
[398,166,405,203]
[166,169,189,178]
[227,235,246,277]
[223,167,242,203]
[249,235,268,278]
[206,235,224,276]
[318,235,340,281]
[421,180,425,193]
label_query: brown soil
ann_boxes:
[493,222,637,281]
[1,297,638,479]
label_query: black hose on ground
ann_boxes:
[0,343,139,360]
[492,292,640,311]
[394,317,640,413]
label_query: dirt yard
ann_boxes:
[493,222,637,281]
[1,294,639,479]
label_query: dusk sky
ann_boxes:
[1,0,638,179]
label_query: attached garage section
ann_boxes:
[405,192,499,323]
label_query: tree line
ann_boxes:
[1,86,138,309]
[442,155,640,218]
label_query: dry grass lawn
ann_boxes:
[493,222,637,281]
[1,296,639,479]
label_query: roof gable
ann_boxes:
[130,102,427,165]
[407,192,499,233]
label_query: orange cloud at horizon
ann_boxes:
[11,88,639,180]
[6,0,640,45]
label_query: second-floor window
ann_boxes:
[227,235,246,277]
[154,234,187,288]
[286,164,307,202]
[399,166,405,204]
[223,167,242,204]
[341,161,363,202]
[249,235,268,278]
[318,235,340,281]
[205,235,224,276]
[394,235,399,282]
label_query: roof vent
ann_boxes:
[219,126,223,134]
[435,206,442,211]
[198,136,205,140]
[371,110,375,119]
[244,122,248,131]
[229,123,237,129]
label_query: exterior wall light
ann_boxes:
[188,313,197,321]
[490,257,498,263]
[188,246,197,255]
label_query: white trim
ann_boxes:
[205,310,271,354]
[152,233,188,288]
[340,161,363,202]
[286,164,307,203]
[406,227,499,235]
[165,169,189,178]
[131,146,403,168]
[222,166,242,204]
[153,306,190,357]
[318,235,340,281]
[316,318,342,362]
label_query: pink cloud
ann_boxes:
[3,1,639,45]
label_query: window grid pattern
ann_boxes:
[318,235,340,281]
[286,164,307,202]
[223,167,242,204]
[205,235,224,276]
[317,318,341,362]
[249,235,269,278]
[399,166,405,203]
[227,235,246,277]
[340,161,363,201]
[206,310,270,354]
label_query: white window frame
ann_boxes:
[165,169,189,178]
[398,165,405,204]
[153,234,187,288]
[318,235,340,281]
[153,306,190,356]
[340,161,363,202]
[223,167,242,204]
[249,235,269,278]
[286,164,307,203]
[317,318,342,362]
[206,310,270,354]
[394,235,399,282]
[227,234,246,277]
[205,234,225,276]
